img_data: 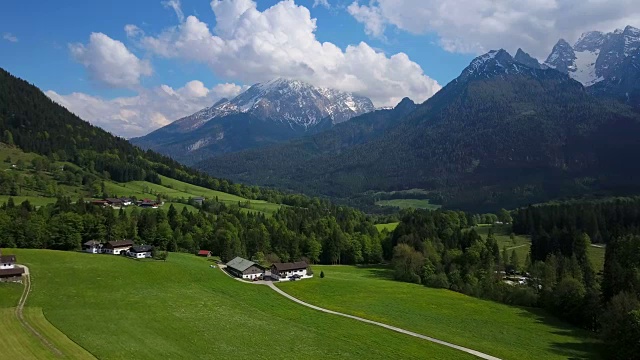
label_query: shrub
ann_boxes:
[320,270,325,279]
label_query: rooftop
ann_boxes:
[226,257,262,272]
[272,261,308,272]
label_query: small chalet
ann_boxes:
[120,198,133,206]
[225,257,265,280]
[128,245,154,259]
[105,198,124,207]
[0,251,25,282]
[139,199,160,209]
[271,261,309,281]
[83,240,102,254]
[193,197,205,205]
[197,250,212,257]
[103,240,134,255]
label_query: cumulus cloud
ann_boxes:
[46,81,245,138]
[70,32,153,88]
[313,0,330,8]
[162,0,185,22]
[347,0,640,58]
[136,0,440,107]
[3,33,18,43]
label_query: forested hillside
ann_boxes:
[199,50,640,212]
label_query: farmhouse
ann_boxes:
[193,197,205,205]
[225,257,265,280]
[0,251,25,282]
[139,199,160,208]
[105,198,124,207]
[83,240,102,254]
[128,245,154,259]
[271,261,310,281]
[197,250,212,257]
[103,240,134,255]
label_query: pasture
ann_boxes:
[278,265,603,360]
[375,198,442,210]
[7,249,475,360]
[375,222,399,232]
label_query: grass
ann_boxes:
[0,195,59,207]
[0,276,95,359]
[375,222,399,232]
[104,175,281,216]
[6,249,476,360]
[278,265,603,360]
[588,246,606,273]
[375,198,442,210]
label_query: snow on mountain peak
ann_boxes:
[173,78,375,131]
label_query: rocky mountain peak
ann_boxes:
[514,48,544,69]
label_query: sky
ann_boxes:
[1,0,639,138]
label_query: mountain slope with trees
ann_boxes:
[198,50,640,212]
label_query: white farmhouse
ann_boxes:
[225,257,265,280]
[128,245,154,259]
[270,261,311,281]
[82,240,102,254]
[103,240,134,255]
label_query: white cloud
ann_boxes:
[313,0,330,8]
[346,0,640,58]
[162,0,185,22]
[70,33,153,88]
[46,81,245,138]
[3,33,18,43]
[137,0,440,107]
[124,24,144,38]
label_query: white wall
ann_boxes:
[0,263,14,269]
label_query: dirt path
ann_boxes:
[266,283,501,360]
[15,265,64,357]
[506,244,529,251]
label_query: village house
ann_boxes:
[0,251,25,282]
[225,257,265,280]
[128,245,154,259]
[197,250,212,257]
[103,240,134,255]
[271,261,310,281]
[120,197,133,206]
[138,199,160,209]
[105,198,124,207]
[193,197,205,206]
[83,240,102,254]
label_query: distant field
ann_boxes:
[104,175,281,216]
[0,276,95,359]
[7,249,472,359]
[0,195,58,207]
[278,265,603,360]
[375,199,441,210]
[375,222,399,232]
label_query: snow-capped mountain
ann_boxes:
[545,25,640,87]
[173,78,374,132]
[458,49,561,83]
[131,78,375,164]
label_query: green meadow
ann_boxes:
[5,249,476,360]
[278,265,603,360]
[375,222,400,232]
[375,198,442,210]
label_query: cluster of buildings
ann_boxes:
[90,198,163,209]
[224,256,312,282]
[0,250,24,282]
[83,240,154,259]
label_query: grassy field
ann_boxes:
[5,249,477,360]
[0,195,59,207]
[104,175,281,216]
[474,225,606,272]
[375,199,442,210]
[278,265,603,360]
[375,222,399,232]
[0,276,95,359]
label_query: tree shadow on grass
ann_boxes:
[516,307,605,359]
[356,264,395,281]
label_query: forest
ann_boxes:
[389,200,640,359]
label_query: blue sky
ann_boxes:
[1,0,638,137]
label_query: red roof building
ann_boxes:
[197,250,212,257]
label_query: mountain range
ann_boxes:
[544,25,640,107]
[195,46,640,211]
[131,78,375,164]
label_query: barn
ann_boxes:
[225,257,265,280]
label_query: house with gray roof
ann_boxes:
[225,257,265,280]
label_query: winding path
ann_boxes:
[216,264,500,359]
[266,283,501,360]
[15,265,64,357]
